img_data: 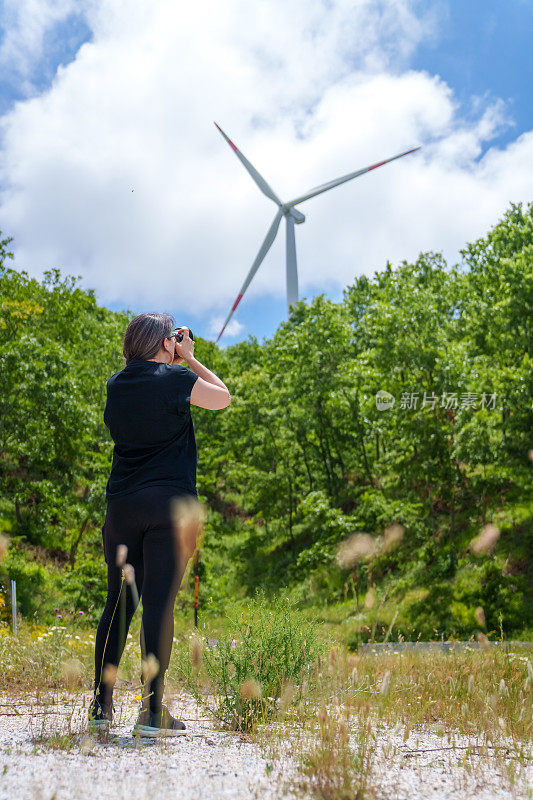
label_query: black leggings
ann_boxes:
[93,485,191,713]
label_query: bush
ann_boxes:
[174,591,323,730]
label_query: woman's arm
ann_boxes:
[185,356,229,391]
[173,328,231,410]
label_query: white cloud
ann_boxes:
[208,316,244,341]
[0,0,83,82]
[0,0,530,335]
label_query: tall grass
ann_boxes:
[1,606,531,799]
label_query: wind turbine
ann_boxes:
[214,122,420,342]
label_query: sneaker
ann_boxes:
[88,696,115,733]
[132,704,187,737]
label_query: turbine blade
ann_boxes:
[214,122,282,206]
[285,216,298,311]
[216,210,283,343]
[286,146,421,208]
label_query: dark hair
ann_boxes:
[123,312,175,363]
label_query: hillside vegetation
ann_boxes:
[1,203,532,643]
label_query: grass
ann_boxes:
[1,608,532,799]
[255,644,532,799]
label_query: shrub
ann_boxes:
[174,591,323,730]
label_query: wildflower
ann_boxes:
[239,678,262,701]
[230,639,236,649]
[78,610,84,615]
[57,614,62,618]
[469,524,500,556]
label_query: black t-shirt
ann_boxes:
[103,359,199,499]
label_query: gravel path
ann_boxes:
[0,690,298,800]
[0,690,531,799]
[371,724,532,800]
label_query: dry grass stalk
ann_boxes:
[379,669,391,696]
[469,523,500,555]
[336,532,376,568]
[80,734,95,755]
[122,564,135,585]
[364,588,375,610]
[239,678,262,700]
[189,635,204,669]
[115,544,128,567]
[60,658,84,689]
[279,681,297,712]
[141,653,159,682]
[0,533,9,561]
[102,663,118,686]
[474,606,486,627]
[171,495,207,579]
[380,523,404,553]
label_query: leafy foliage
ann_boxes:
[0,203,531,640]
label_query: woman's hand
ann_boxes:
[172,327,194,364]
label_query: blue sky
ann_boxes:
[0,0,531,349]
[411,1,531,153]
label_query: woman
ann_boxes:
[88,312,231,736]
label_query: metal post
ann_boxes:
[11,580,17,635]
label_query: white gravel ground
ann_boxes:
[371,724,532,800]
[0,690,299,800]
[0,690,531,800]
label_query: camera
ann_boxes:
[170,328,194,343]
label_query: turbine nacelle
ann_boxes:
[284,206,305,224]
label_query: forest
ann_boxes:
[0,202,532,644]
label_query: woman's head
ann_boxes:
[123,312,175,363]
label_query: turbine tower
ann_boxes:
[214,122,420,343]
